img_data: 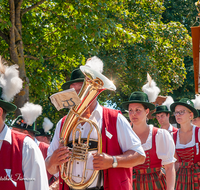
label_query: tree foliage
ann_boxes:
[0,0,192,128]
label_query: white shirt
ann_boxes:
[0,125,49,190]
[168,124,174,133]
[142,125,176,165]
[175,125,200,149]
[47,103,145,187]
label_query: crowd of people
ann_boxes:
[1,56,200,190]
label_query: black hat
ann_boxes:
[170,98,199,118]
[152,105,172,116]
[36,117,53,137]
[11,115,40,134]
[121,91,155,111]
[61,68,85,90]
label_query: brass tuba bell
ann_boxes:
[59,66,116,189]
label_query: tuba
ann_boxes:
[59,66,116,189]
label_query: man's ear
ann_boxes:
[0,107,4,117]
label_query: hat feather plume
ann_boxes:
[43,117,53,132]
[20,102,42,125]
[162,96,174,111]
[192,94,200,109]
[142,73,160,102]
[85,56,103,74]
[0,57,23,102]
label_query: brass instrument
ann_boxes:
[60,66,116,189]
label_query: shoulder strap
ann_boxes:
[60,115,67,134]
[195,126,199,143]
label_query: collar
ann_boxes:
[0,125,12,144]
[90,102,102,119]
[34,137,40,146]
[168,124,173,132]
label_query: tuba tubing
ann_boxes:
[59,66,116,189]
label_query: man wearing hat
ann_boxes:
[46,57,146,190]
[0,59,48,189]
[152,105,178,133]
[36,117,54,145]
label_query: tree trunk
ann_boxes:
[9,0,29,117]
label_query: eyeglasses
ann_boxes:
[173,110,191,116]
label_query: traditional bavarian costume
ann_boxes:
[122,92,176,190]
[132,125,176,190]
[170,98,200,190]
[173,125,200,190]
[47,103,145,190]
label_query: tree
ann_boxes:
[0,0,192,127]
[162,0,198,101]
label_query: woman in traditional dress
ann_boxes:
[170,98,200,190]
[122,91,176,190]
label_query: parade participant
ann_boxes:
[152,96,178,133]
[192,94,200,127]
[122,74,176,190]
[170,98,200,189]
[192,110,200,127]
[46,56,146,190]
[11,102,57,186]
[0,58,49,190]
[36,117,54,144]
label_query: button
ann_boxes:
[78,175,80,177]
[81,128,83,130]
[60,182,62,184]
[77,162,79,164]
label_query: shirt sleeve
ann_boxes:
[156,129,177,165]
[22,136,49,190]
[47,118,62,158]
[116,113,146,157]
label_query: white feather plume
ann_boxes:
[142,73,160,102]
[43,117,53,133]
[192,94,200,109]
[0,58,23,102]
[162,96,174,111]
[85,56,103,74]
[20,102,42,125]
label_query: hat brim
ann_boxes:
[61,78,84,90]
[170,102,199,118]
[0,100,17,112]
[122,100,155,111]
[152,110,172,116]
[12,125,40,135]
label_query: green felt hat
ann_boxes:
[152,105,172,116]
[35,128,51,136]
[11,115,40,134]
[61,68,85,90]
[121,91,155,111]
[170,98,199,118]
[197,110,200,118]
[0,87,16,112]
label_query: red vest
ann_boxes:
[0,130,26,190]
[38,141,54,184]
[172,126,178,133]
[59,107,132,190]
[173,127,200,163]
[134,127,162,170]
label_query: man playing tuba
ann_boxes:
[45,56,146,190]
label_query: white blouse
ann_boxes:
[142,125,176,165]
[175,125,200,149]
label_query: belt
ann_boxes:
[87,186,104,190]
